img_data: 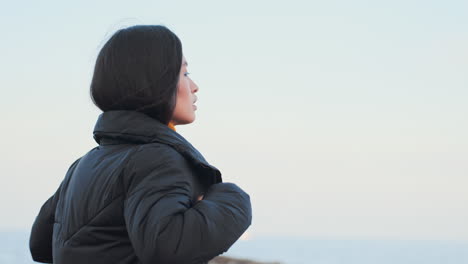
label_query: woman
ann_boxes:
[29,25,252,264]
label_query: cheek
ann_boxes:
[179,83,192,102]
[176,84,191,112]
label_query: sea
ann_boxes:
[2,231,467,264]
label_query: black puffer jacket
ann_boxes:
[29,110,252,264]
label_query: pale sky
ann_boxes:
[1,0,467,240]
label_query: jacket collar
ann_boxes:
[93,110,222,183]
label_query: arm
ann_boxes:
[29,158,81,263]
[123,145,252,264]
[29,188,60,263]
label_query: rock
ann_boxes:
[208,256,282,264]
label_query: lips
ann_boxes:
[193,97,198,110]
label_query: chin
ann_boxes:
[186,116,196,124]
[175,116,196,125]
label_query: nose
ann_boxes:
[191,79,199,93]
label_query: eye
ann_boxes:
[184,72,191,77]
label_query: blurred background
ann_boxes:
[1,0,467,263]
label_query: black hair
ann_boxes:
[90,25,183,124]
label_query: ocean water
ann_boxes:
[227,237,468,264]
[3,231,468,264]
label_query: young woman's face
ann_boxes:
[170,56,199,125]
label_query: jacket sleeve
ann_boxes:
[123,145,252,264]
[29,186,60,263]
[29,158,81,263]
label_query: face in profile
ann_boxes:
[170,56,199,125]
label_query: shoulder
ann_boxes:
[123,143,196,190]
[130,143,188,167]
